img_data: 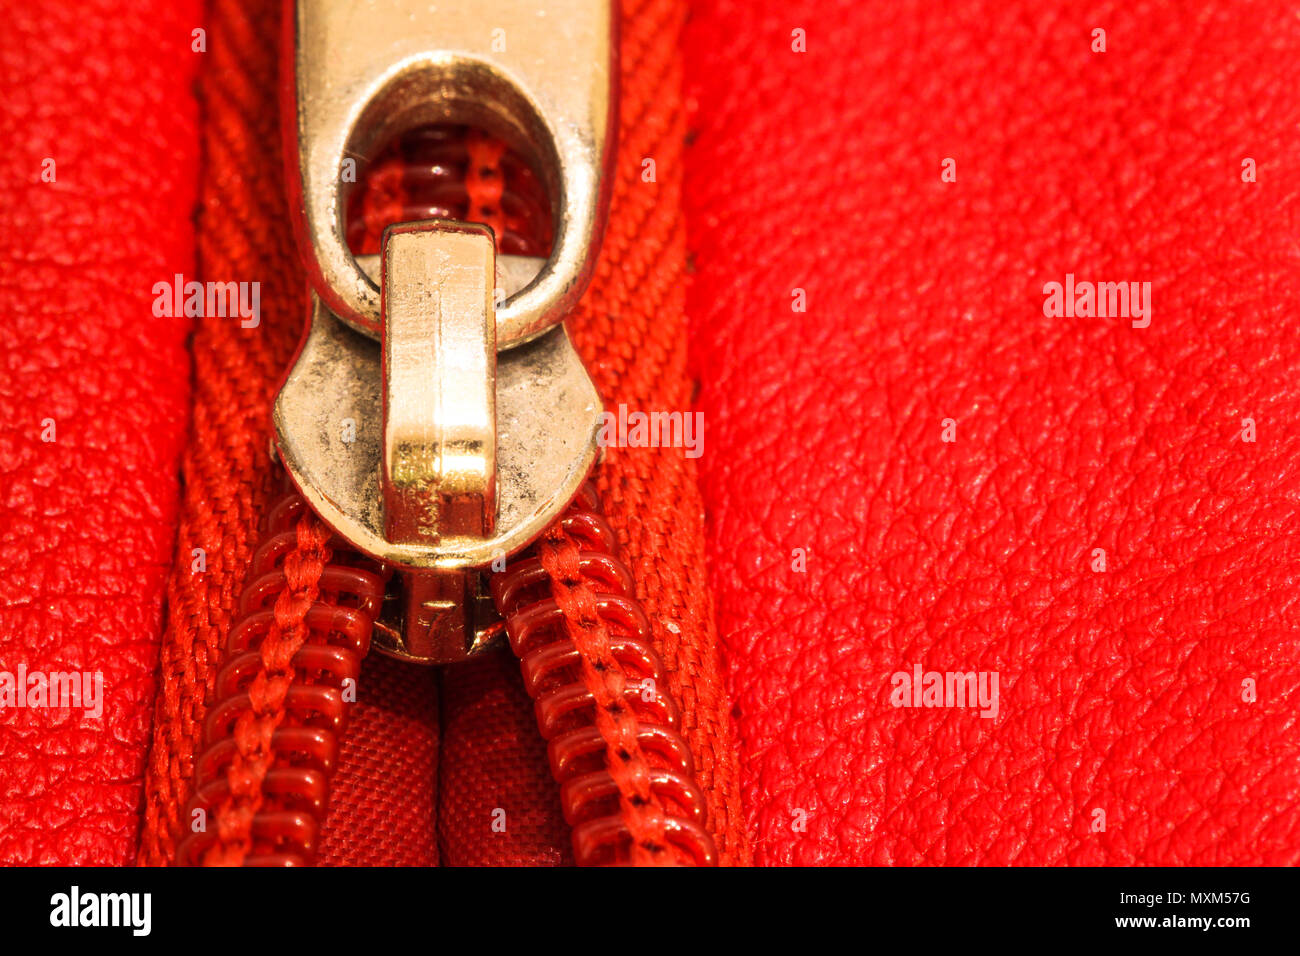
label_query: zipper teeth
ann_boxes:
[178,128,537,866]
[180,478,718,866]
[491,483,719,866]
[176,488,389,866]
[174,129,717,866]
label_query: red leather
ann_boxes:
[684,0,1300,864]
[0,1,199,863]
[6,0,1300,869]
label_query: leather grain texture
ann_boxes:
[683,0,1300,864]
[0,1,200,863]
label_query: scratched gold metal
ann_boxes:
[276,1,615,663]
[284,0,616,347]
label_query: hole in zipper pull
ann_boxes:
[345,124,554,259]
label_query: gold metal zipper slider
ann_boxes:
[273,1,617,664]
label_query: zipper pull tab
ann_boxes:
[273,1,616,664]
[284,0,616,346]
[380,222,497,550]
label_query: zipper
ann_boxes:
[175,0,717,866]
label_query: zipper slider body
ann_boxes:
[273,0,617,663]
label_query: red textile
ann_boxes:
[135,0,748,865]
